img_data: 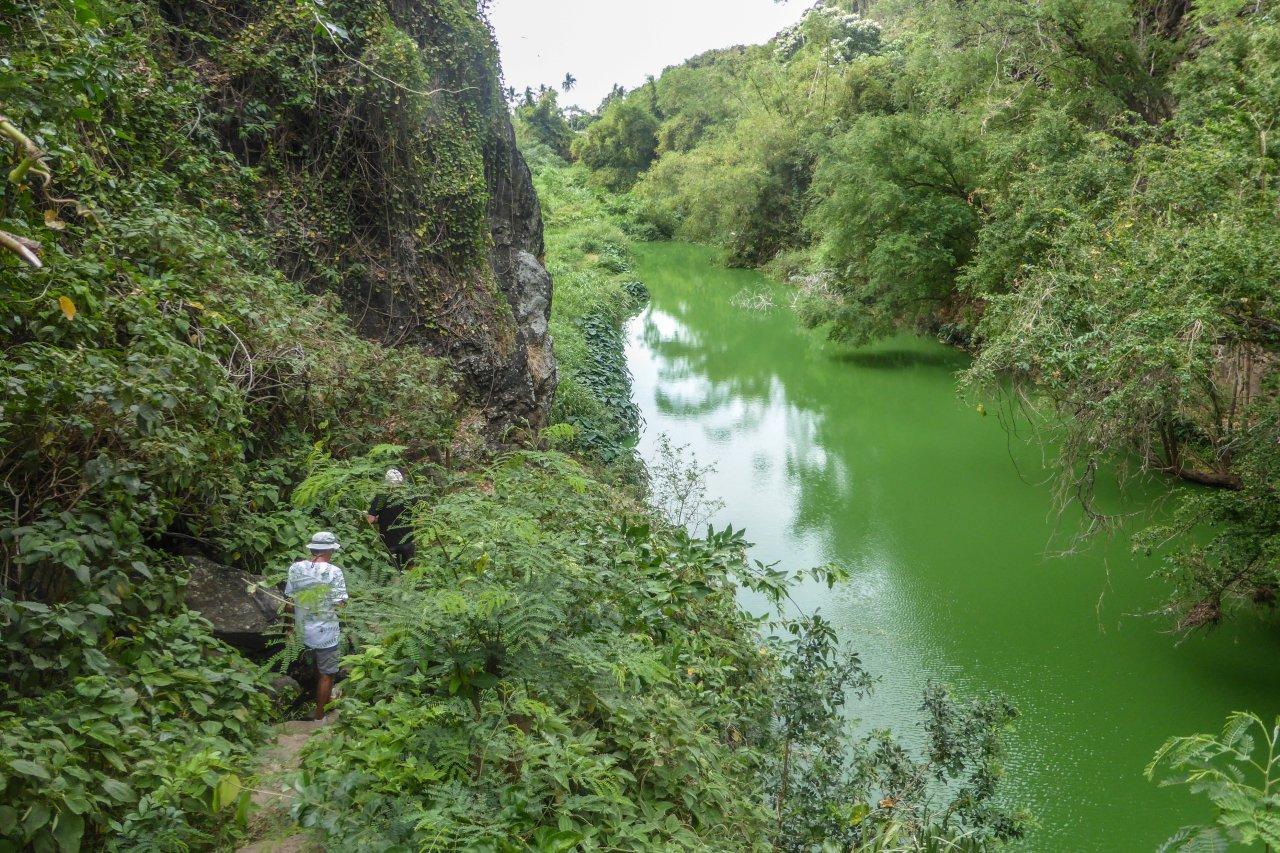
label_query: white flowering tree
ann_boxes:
[774,5,882,66]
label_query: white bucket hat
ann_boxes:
[307,531,341,552]
[384,468,405,486]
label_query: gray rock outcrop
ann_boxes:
[184,555,281,655]
[324,24,556,433]
[482,118,557,428]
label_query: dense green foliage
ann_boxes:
[515,90,574,160]
[571,0,1280,630]
[294,451,773,848]
[0,0,514,846]
[203,0,504,285]
[3,2,1028,849]
[572,90,662,192]
[1148,711,1280,849]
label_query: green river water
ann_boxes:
[625,242,1280,851]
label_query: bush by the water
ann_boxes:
[523,145,651,464]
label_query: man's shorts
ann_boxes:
[311,645,340,675]
[389,541,416,571]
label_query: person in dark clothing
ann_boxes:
[366,468,416,570]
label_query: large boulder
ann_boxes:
[184,555,281,656]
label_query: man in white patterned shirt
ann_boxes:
[284,531,348,721]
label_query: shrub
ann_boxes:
[286,450,1025,849]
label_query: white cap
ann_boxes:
[385,468,405,486]
[307,531,341,552]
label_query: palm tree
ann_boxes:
[644,74,659,109]
[562,72,577,93]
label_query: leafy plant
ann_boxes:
[0,0,485,845]
[292,451,773,848]
[0,608,269,850]
[530,153,650,464]
[1147,711,1280,850]
[646,434,726,530]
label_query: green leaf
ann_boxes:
[100,778,133,802]
[70,0,104,26]
[531,827,584,852]
[10,759,50,781]
[234,790,251,828]
[51,811,83,853]
[61,795,90,816]
[211,774,241,811]
[81,649,110,673]
[22,802,50,836]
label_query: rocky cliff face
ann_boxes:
[328,5,558,432]
[173,1,557,433]
[337,96,557,433]
[483,118,557,430]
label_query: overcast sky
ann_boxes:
[487,0,811,111]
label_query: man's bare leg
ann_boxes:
[315,672,334,721]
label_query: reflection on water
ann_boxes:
[626,242,1280,851]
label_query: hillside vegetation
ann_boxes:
[525,143,649,465]
[564,0,1280,632]
[0,0,526,847]
[14,0,1274,846]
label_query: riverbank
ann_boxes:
[530,145,650,464]
[559,0,1280,647]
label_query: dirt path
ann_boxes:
[236,718,332,853]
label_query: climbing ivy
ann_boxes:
[524,146,651,463]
